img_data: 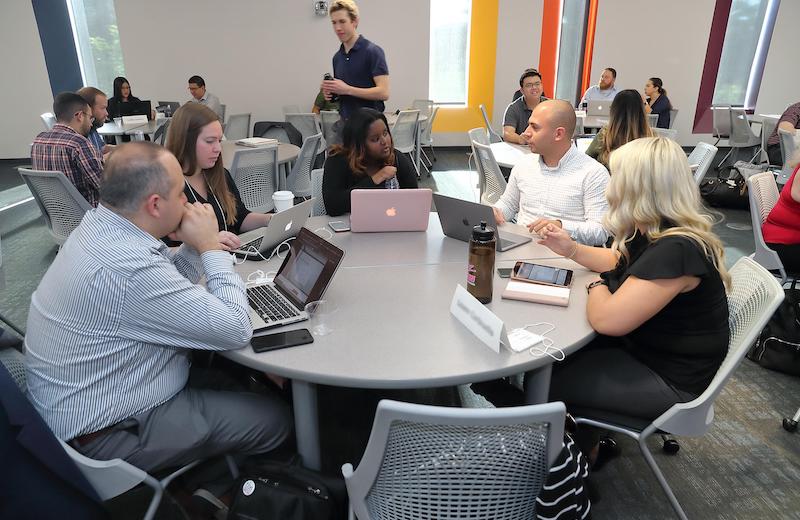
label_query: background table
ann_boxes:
[223,214,596,468]
[221,141,301,189]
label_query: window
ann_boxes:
[429,0,472,104]
[712,0,778,108]
[554,0,590,104]
[67,0,126,93]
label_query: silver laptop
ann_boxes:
[156,101,180,117]
[247,227,345,331]
[235,199,314,258]
[586,100,611,117]
[350,189,432,232]
[433,193,532,252]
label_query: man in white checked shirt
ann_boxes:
[25,142,291,472]
[492,100,610,246]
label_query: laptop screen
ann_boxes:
[274,227,344,308]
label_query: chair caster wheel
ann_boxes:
[662,439,680,454]
[783,418,798,432]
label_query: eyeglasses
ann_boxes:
[76,110,95,122]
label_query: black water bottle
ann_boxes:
[323,73,339,103]
[467,221,496,304]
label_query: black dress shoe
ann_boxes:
[591,437,620,471]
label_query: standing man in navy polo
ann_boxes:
[321,0,389,133]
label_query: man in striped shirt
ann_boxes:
[31,92,104,207]
[493,99,610,246]
[25,142,291,472]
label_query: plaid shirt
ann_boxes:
[31,124,103,207]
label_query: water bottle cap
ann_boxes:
[472,221,495,241]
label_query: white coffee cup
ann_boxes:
[272,191,294,212]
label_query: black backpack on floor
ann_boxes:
[747,288,800,376]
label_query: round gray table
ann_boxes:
[223,214,596,468]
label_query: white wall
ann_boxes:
[492,0,544,125]
[1,0,54,158]
[114,0,429,128]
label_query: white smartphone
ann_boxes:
[328,220,351,233]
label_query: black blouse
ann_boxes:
[184,169,251,234]
[106,96,142,119]
[601,232,729,395]
[322,150,418,216]
[648,94,672,129]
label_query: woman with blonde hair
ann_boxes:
[585,89,653,170]
[166,103,272,249]
[539,136,730,467]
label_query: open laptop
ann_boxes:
[235,198,314,259]
[247,227,344,331]
[156,101,180,117]
[586,100,611,117]
[118,100,153,119]
[350,188,432,232]
[433,193,532,252]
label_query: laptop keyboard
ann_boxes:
[247,284,299,323]
[241,236,263,252]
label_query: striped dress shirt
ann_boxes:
[25,205,252,440]
[31,124,104,207]
[494,145,610,246]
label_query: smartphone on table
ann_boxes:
[252,329,314,353]
[510,262,573,287]
[328,220,350,233]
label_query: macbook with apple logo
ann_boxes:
[235,198,315,258]
[432,193,531,252]
[349,188,432,232]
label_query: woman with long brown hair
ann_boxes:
[322,108,418,216]
[166,103,271,249]
[585,89,653,170]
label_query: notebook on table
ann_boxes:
[433,193,531,252]
[246,227,344,331]
[235,199,314,259]
[350,188,432,232]
[236,137,279,148]
[501,280,570,307]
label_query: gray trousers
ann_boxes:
[76,368,292,473]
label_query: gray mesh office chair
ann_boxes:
[391,109,421,177]
[225,113,251,141]
[286,133,322,198]
[152,119,170,146]
[0,347,237,520]
[282,104,301,116]
[467,127,490,174]
[669,108,679,129]
[310,168,327,216]
[40,112,56,130]
[712,106,732,169]
[285,113,323,142]
[648,113,659,127]
[18,168,92,245]
[320,110,341,148]
[342,399,566,520]
[575,257,784,520]
[419,106,439,166]
[760,116,779,166]
[728,107,762,164]
[747,172,793,284]
[219,104,226,122]
[653,127,678,140]
[472,141,507,205]
[479,104,503,143]
[229,145,279,213]
[687,142,718,185]
[777,128,797,185]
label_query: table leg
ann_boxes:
[415,122,422,174]
[291,379,321,470]
[523,364,552,404]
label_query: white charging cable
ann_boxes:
[233,237,296,265]
[313,227,334,240]
[507,322,564,361]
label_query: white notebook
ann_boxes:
[236,137,278,147]
[501,280,571,307]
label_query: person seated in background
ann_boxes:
[579,67,619,105]
[186,75,223,121]
[166,103,273,249]
[107,76,141,119]
[31,92,103,207]
[76,86,114,159]
[322,108,418,216]
[585,89,653,170]
[765,101,800,166]
[312,88,340,114]
[503,68,549,145]
[25,141,291,473]
[492,100,610,246]
[540,136,730,467]
[763,150,800,273]
[643,77,672,129]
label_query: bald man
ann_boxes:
[492,100,610,246]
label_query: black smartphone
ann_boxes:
[252,329,314,353]
[497,267,512,278]
[511,261,573,287]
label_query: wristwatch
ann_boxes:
[586,279,607,293]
